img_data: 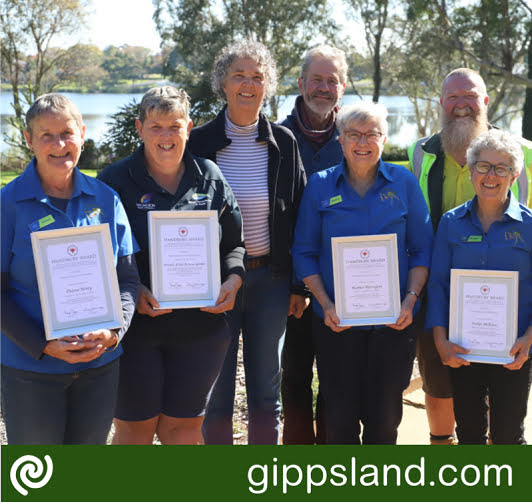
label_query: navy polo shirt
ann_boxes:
[98,146,245,289]
[1,159,138,373]
[281,111,344,178]
[427,194,532,344]
[292,159,434,320]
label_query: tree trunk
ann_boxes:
[522,32,532,140]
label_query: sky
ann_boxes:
[77,0,163,53]
[71,0,361,55]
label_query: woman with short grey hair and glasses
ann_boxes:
[427,129,532,444]
[292,101,433,444]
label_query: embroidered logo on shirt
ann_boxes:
[137,193,156,210]
[85,207,104,222]
[379,190,399,204]
[505,229,526,246]
[189,193,211,207]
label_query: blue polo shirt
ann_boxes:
[426,194,532,345]
[1,159,138,373]
[292,159,433,320]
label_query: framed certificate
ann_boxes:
[331,233,401,326]
[148,211,221,309]
[449,269,518,364]
[31,224,124,341]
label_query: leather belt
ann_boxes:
[246,255,270,270]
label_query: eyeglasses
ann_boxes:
[343,130,384,143]
[473,161,513,177]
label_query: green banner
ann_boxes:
[2,445,529,501]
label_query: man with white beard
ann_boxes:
[408,67,532,445]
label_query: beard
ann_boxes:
[304,91,336,119]
[440,107,488,161]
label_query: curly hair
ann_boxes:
[211,39,278,102]
[466,129,524,175]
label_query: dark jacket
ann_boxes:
[98,146,245,288]
[280,109,344,178]
[188,107,307,288]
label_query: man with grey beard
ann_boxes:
[280,45,347,444]
[408,67,532,445]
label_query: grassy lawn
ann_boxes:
[0,163,410,189]
[0,169,98,188]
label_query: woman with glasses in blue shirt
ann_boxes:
[292,101,433,444]
[427,129,532,444]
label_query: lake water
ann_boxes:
[1,91,522,152]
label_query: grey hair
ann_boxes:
[442,67,487,96]
[25,93,84,137]
[466,129,524,175]
[336,101,389,136]
[211,39,278,102]
[300,45,348,84]
[139,86,190,122]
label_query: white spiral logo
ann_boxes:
[10,455,53,496]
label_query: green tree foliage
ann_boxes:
[153,0,337,122]
[101,45,154,82]
[346,0,393,102]
[101,101,142,165]
[450,0,531,124]
[384,1,463,137]
[377,0,531,137]
[0,0,88,161]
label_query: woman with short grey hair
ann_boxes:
[188,39,307,445]
[292,101,433,444]
[427,129,532,444]
[99,85,245,445]
[466,128,524,175]
[1,93,140,444]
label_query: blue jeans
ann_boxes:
[202,265,290,444]
[1,360,119,445]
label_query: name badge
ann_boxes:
[329,195,342,206]
[28,214,55,232]
[467,235,482,243]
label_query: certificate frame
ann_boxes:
[148,210,221,309]
[331,233,401,327]
[449,269,518,365]
[31,223,124,341]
